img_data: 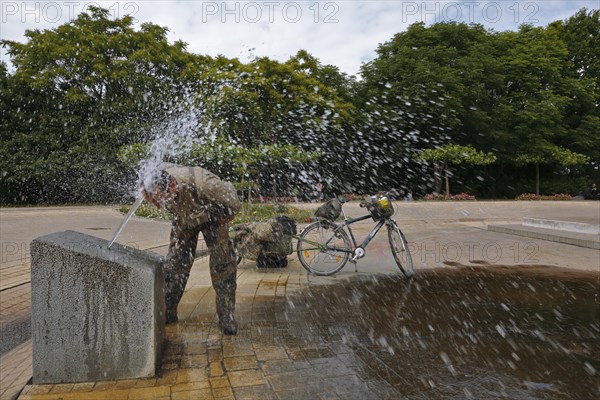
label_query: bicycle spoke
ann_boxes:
[297,221,350,276]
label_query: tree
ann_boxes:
[187,53,354,197]
[491,24,593,195]
[516,146,589,195]
[358,22,498,196]
[558,8,600,82]
[0,7,195,203]
[418,144,496,195]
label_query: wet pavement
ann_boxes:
[288,267,599,399]
[15,264,599,400]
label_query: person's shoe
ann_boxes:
[166,309,178,324]
[218,314,238,335]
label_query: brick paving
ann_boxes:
[0,340,32,400]
[0,264,31,292]
[9,254,401,400]
[1,283,32,357]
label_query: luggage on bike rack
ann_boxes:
[230,216,297,268]
[314,198,342,220]
[365,196,394,221]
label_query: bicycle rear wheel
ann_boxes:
[297,220,351,276]
[388,221,414,277]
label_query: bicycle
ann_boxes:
[296,194,414,277]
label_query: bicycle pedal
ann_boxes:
[350,248,365,263]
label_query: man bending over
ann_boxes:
[143,164,241,334]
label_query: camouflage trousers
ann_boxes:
[164,218,237,322]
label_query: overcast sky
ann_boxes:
[1,1,597,76]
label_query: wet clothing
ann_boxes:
[161,165,240,326]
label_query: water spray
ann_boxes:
[108,195,144,248]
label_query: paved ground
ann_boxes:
[1,201,599,400]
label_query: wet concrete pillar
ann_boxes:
[30,231,165,384]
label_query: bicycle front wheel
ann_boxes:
[297,220,351,276]
[388,222,414,277]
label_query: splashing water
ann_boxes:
[107,195,144,248]
[137,94,208,192]
[110,93,211,247]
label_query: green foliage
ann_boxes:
[515,146,589,166]
[360,15,598,197]
[119,201,311,224]
[423,193,476,201]
[417,144,495,195]
[0,7,195,203]
[119,202,172,220]
[418,144,496,165]
[232,204,312,225]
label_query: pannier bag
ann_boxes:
[314,198,342,220]
[365,196,394,221]
[230,216,297,262]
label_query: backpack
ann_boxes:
[230,216,297,260]
[314,198,342,220]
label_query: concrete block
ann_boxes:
[523,217,600,234]
[30,230,165,384]
[488,224,600,250]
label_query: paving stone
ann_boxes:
[50,383,73,394]
[115,379,139,389]
[171,388,214,400]
[183,343,208,355]
[262,360,297,376]
[175,368,209,384]
[267,371,307,392]
[155,370,177,386]
[223,355,259,371]
[233,384,278,400]
[254,346,289,361]
[227,369,266,387]
[212,385,234,398]
[276,388,320,400]
[67,388,130,399]
[182,354,208,368]
[71,382,95,392]
[208,362,225,377]
[209,376,230,389]
[207,349,224,362]
[222,342,255,357]
[171,380,212,392]
[28,385,53,395]
[91,381,117,391]
[128,385,170,399]
[132,379,157,388]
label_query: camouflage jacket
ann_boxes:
[163,164,241,228]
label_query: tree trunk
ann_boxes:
[535,163,540,195]
[248,186,252,209]
[241,189,246,216]
[433,162,442,194]
[491,163,505,199]
[444,161,450,197]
